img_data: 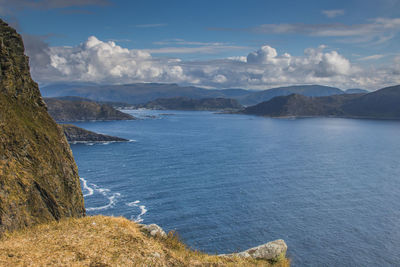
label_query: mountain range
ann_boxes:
[40,83,368,106]
[241,85,400,119]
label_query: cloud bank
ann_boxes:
[25,35,400,90]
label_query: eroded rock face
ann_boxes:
[0,19,85,236]
[220,239,287,261]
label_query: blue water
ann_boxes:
[70,110,400,266]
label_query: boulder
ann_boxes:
[141,224,167,238]
[220,239,287,262]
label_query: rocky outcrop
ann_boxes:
[220,239,288,262]
[61,124,128,143]
[0,19,85,235]
[141,224,167,238]
[44,97,135,121]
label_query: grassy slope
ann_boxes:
[0,216,290,267]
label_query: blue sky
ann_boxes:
[1,0,400,89]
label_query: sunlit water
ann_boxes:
[70,110,400,266]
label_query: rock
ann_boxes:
[220,239,287,262]
[141,224,167,238]
[0,19,85,236]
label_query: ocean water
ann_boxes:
[70,110,400,266]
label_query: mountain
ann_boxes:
[241,85,400,119]
[61,124,128,142]
[238,85,345,106]
[138,97,243,110]
[40,83,250,105]
[0,19,85,235]
[345,88,369,94]
[44,97,135,121]
[40,82,345,106]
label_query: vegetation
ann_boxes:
[0,216,290,266]
[0,19,85,236]
[44,97,135,121]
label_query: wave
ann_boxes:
[126,200,148,223]
[79,177,94,197]
[79,177,121,211]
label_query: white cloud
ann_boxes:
[357,54,385,61]
[322,9,345,18]
[210,17,400,44]
[25,35,400,90]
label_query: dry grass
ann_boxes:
[0,216,290,266]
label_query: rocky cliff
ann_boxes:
[0,19,85,235]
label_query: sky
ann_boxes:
[1,0,400,90]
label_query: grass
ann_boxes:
[0,216,290,266]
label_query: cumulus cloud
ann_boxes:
[24,35,399,90]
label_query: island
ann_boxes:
[240,85,400,120]
[136,96,243,111]
[44,97,136,121]
[60,124,128,143]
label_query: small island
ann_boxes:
[45,97,136,121]
[60,124,128,143]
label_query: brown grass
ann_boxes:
[0,216,290,266]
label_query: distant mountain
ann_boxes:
[138,97,243,111]
[40,83,250,105]
[61,124,128,142]
[241,85,400,119]
[345,89,369,94]
[238,85,345,106]
[44,98,135,121]
[40,83,345,106]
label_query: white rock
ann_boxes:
[220,239,287,261]
[142,224,167,238]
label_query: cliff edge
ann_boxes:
[0,19,85,235]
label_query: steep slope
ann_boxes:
[239,85,344,106]
[44,98,135,121]
[0,20,85,235]
[139,97,243,110]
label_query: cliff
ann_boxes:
[61,124,128,143]
[44,97,135,121]
[0,19,85,235]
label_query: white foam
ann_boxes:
[86,192,120,211]
[128,139,137,143]
[80,177,121,212]
[126,200,148,222]
[79,177,94,197]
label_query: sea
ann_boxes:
[69,110,400,266]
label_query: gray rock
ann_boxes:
[141,224,167,238]
[220,239,287,261]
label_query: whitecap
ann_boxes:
[80,177,121,212]
[126,200,148,222]
[79,177,94,197]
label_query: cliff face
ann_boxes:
[0,20,85,235]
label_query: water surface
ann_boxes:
[70,110,400,266]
